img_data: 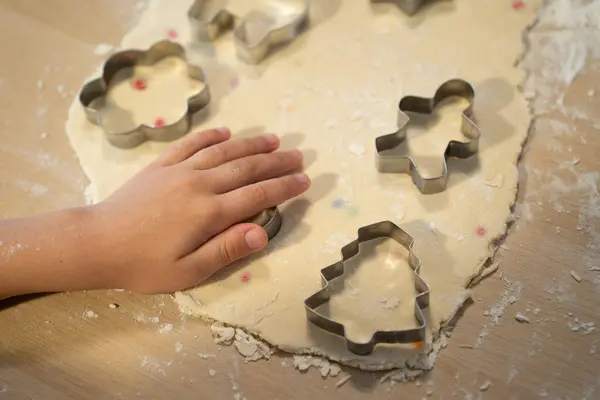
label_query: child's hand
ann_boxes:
[91,127,310,293]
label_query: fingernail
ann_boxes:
[293,173,310,186]
[263,133,279,147]
[291,149,303,160]
[245,228,266,250]
[216,126,230,135]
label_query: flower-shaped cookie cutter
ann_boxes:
[188,0,309,64]
[370,0,428,15]
[375,79,480,195]
[78,40,211,149]
[304,221,430,356]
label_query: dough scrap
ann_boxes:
[65,0,540,371]
[292,355,341,378]
[210,323,236,345]
[233,328,275,362]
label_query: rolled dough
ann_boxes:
[65,0,539,370]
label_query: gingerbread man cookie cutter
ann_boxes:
[304,221,430,356]
[375,79,480,195]
[188,0,309,64]
[78,40,211,149]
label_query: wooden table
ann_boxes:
[1,1,598,398]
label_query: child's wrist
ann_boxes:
[36,206,110,294]
[71,204,123,291]
[1,206,115,296]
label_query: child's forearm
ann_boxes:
[0,207,108,299]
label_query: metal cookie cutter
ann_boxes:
[245,207,282,240]
[370,0,428,16]
[188,0,309,64]
[187,0,234,41]
[79,40,211,149]
[375,79,480,195]
[304,221,430,356]
[234,0,309,64]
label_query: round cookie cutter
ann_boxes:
[245,207,282,240]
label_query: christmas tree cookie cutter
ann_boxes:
[304,221,430,356]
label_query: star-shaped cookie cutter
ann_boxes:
[304,221,430,356]
[375,79,480,195]
[188,0,309,64]
[370,0,428,16]
[78,40,211,149]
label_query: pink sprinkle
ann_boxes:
[476,226,486,237]
[167,29,178,39]
[512,0,524,10]
[241,272,251,283]
[154,118,166,127]
[132,79,147,91]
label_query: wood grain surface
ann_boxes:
[1,1,598,399]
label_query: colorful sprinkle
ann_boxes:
[412,341,423,349]
[512,0,524,10]
[347,207,359,217]
[154,118,166,127]
[476,226,486,237]
[167,29,179,39]
[332,198,345,209]
[241,272,251,283]
[132,79,147,91]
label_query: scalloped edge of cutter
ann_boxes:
[78,40,211,149]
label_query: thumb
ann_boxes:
[183,223,268,283]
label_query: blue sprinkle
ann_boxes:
[332,198,345,209]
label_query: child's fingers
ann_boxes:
[216,173,311,229]
[185,134,279,170]
[155,127,231,166]
[182,223,268,283]
[210,150,303,194]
